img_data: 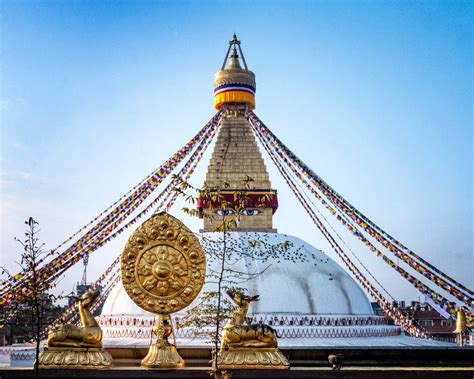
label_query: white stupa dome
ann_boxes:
[101,231,373,316]
[99,232,459,347]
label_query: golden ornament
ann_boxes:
[120,212,206,369]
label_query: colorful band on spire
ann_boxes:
[214,88,256,110]
[214,83,256,95]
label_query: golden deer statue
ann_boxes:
[221,289,278,350]
[39,288,113,369]
[48,289,102,348]
[218,289,289,369]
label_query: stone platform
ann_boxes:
[2,346,472,378]
[105,346,474,367]
[1,366,473,379]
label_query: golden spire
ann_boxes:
[214,34,256,110]
[199,36,278,232]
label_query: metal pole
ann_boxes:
[221,44,232,70]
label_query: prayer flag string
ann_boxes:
[38,125,219,331]
[245,109,473,309]
[251,121,429,338]
[0,112,224,301]
[249,111,472,325]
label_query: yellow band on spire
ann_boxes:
[214,90,256,110]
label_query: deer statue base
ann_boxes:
[39,347,113,369]
[217,347,289,369]
[141,314,185,369]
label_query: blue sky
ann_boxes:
[1,0,472,302]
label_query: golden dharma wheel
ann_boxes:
[120,213,206,315]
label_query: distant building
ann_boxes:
[396,301,456,342]
[372,300,456,342]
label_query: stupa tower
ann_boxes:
[97,36,455,356]
[199,35,278,232]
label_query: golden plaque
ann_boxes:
[120,212,206,369]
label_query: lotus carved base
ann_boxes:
[217,348,289,369]
[39,347,113,369]
[141,342,185,369]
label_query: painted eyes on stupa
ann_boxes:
[215,209,260,216]
[216,209,236,216]
[243,209,260,216]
